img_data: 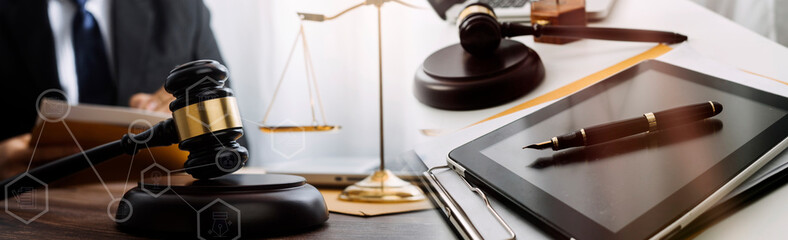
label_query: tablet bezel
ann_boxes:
[448,60,788,239]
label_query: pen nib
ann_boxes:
[523,141,552,150]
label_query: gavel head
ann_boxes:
[164,60,248,179]
[458,3,502,57]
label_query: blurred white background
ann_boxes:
[691,0,788,47]
[202,0,450,166]
[202,0,788,167]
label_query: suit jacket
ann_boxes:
[0,0,225,141]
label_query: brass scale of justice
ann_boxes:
[258,0,426,202]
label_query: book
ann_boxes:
[30,99,188,186]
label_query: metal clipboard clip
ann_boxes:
[426,165,516,240]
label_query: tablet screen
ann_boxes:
[450,60,788,238]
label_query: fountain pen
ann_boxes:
[523,101,723,151]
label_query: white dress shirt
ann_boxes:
[48,0,113,104]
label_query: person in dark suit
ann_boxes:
[0,0,225,178]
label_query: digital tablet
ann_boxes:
[447,60,788,239]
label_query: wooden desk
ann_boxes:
[0,182,456,239]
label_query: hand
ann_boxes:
[0,134,80,179]
[129,87,175,113]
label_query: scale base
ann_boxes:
[339,170,425,202]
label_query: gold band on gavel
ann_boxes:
[458,4,496,22]
[172,97,243,141]
[644,112,658,132]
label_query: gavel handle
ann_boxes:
[0,119,179,200]
[502,22,687,44]
[0,140,124,200]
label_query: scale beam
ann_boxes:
[297,0,421,22]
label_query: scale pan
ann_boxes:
[259,125,341,133]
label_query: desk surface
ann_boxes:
[0,182,455,240]
[3,0,788,238]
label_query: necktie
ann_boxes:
[72,0,116,105]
